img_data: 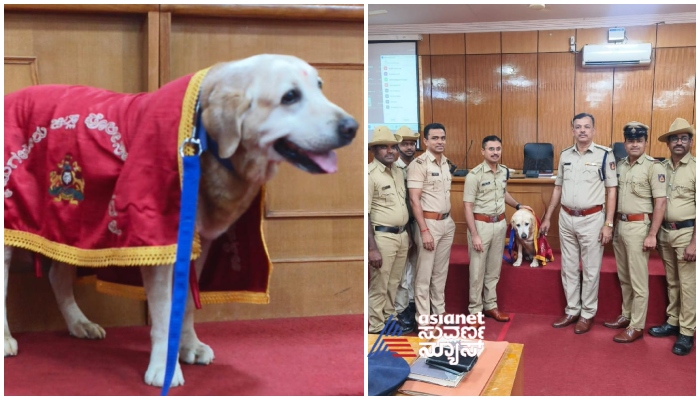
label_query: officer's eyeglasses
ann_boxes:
[669,136,691,144]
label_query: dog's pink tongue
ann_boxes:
[307,151,338,173]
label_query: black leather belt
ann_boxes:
[374,225,407,234]
[662,219,695,230]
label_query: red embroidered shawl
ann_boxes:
[4,70,271,304]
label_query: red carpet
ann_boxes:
[4,314,363,396]
[445,245,669,324]
[502,314,696,396]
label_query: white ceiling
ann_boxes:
[368,4,696,34]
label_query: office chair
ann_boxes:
[523,143,554,176]
[612,142,627,163]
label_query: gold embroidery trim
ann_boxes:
[4,229,198,267]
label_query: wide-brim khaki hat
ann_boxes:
[657,118,695,142]
[368,126,402,147]
[395,126,420,141]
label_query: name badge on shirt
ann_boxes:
[564,162,571,166]
[431,172,440,176]
[481,181,491,187]
[382,185,391,190]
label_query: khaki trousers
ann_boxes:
[368,230,409,332]
[414,217,456,323]
[395,220,420,313]
[612,220,650,329]
[467,219,507,315]
[658,227,696,336]
[559,210,605,319]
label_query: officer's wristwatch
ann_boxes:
[604,222,614,228]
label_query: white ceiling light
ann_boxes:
[369,10,388,16]
[529,4,546,10]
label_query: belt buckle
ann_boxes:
[621,214,628,221]
[399,226,405,234]
[489,215,498,222]
[572,210,582,217]
[670,222,677,230]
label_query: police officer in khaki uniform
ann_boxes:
[464,135,532,324]
[407,123,455,327]
[541,112,618,334]
[648,118,696,356]
[368,126,410,334]
[393,126,421,332]
[604,122,666,343]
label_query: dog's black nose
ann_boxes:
[338,117,358,145]
[521,233,528,239]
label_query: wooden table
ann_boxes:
[368,334,524,396]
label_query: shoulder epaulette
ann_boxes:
[644,154,659,163]
[593,144,612,152]
[415,158,423,164]
[368,162,377,174]
[560,145,575,154]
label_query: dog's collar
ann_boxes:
[194,95,235,173]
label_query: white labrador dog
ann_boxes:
[510,209,540,268]
[4,54,358,387]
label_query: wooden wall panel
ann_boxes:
[430,33,466,55]
[4,12,147,92]
[265,68,364,216]
[430,55,467,168]
[611,55,655,144]
[624,25,657,47]
[417,34,431,55]
[4,56,39,94]
[538,53,576,166]
[502,31,538,54]
[576,27,608,50]
[650,47,697,157]
[574,52,614,145]
[502,54,538,170]
[657,23,696,48]
[194,261,364,322]
[465,54,502,169]
[420,56,433,132]
[168,17,363,76]
[465,32,501,54]
[539,29,575,53]
[262,218,364,261]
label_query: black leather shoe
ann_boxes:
[408,301,417,315]
[397,307,414,327]
[672,334,694,356]
[398,319,415,335]
[648,323,680,337]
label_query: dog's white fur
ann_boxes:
[4,54,357,388]
[510,209,539,268]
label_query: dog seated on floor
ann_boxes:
[510,209,540,268]
[4,54,358,388]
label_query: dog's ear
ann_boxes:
[201,86,251,159]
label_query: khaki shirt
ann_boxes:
[616,154,667,214]
[395,157,414,218]
[663,153,696,223]
[555,143,617,209]
[463,161,508,215]
[407,151,452,214]
[368,158,409,227]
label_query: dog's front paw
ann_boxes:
[530,261,540,268]
[179,340,215,365]
[4,336,17,357]
[512,261,522,267]
[144,361,184,388]
[68,321,106,340]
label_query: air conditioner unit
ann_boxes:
[582,43,652,68]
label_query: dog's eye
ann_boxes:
[281,89,301,105]
[318,79,323,89]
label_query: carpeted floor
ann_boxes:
[4,314,364,396]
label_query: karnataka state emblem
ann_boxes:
[49,154,85,205]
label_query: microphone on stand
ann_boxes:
[453,139,473,176]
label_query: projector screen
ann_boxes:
[367,41,420,139]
